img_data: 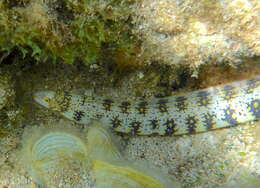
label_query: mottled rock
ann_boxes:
[132,0,260,69]
[0,71,14,110]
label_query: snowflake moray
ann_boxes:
[34,77,260,136]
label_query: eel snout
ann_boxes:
[34,90,56,108]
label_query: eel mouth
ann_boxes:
[34,90,56,108]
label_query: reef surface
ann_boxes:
[0,0,259,187]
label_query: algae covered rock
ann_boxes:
[0,71,17,137]
[0,0,138,65]
[0,71,14,110]
[132,0,260,69]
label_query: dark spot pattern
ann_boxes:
[53,78,260,136]
[157,99,169,113]
[136,101,148,115]
[80,95,88,106]
[150,119,159,129]
[247,99,260,119]
[203,113,215,130]
[102,99,114,111]
[175,96,188,111]
[111,116,122,128]
[221,85,237,101]
[186,116,197,134]
[57,91,73,112]
[130,121,142,135]
[73,110,85,121]
[164,119,177,135]
[119,101,131,114]
[245,78,260,94]
[222,107,238,126]
[63,91,72,103]
[196,91,212,106]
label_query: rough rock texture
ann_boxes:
[0,71,14,109]
[0,71,19,138]
[0,70,22,175]
[132,0,260,70]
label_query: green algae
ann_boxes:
[0,0,139,65]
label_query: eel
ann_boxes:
[34,77,260,136]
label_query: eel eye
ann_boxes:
[44,97,50,103]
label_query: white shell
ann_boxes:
[20,122,178,188]
[20,123,89,187]
[32,132,88,172]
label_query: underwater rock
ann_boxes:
[0,0,136,65]
[0,71,18,138]
[0,71,14,110]
[132,0,260,69]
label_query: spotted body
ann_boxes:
[34,77,260,136]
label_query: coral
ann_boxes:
[19,121,178,187]
[132,0,260,71]
[0,0,138,65]
[86,122,122,162]
[85,122,179,188]
[93,160,167,188]
[19,121,90,187]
